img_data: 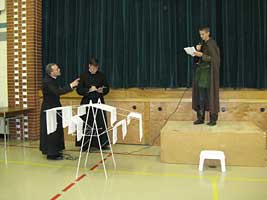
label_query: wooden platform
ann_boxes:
[160,121,266,166]
[42,88,267,145]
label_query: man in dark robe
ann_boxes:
[40,63,79,160]
[76,57,110,151]
[192,26,220,126]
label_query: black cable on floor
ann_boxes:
[124,88,189,155]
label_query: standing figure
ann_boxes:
[40,63,79,160]
[76,58,110,151]
[192,26,220,126]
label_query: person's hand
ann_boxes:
[196,44,202,51]
[97,87,103,93]
[89,86,97,92]
[71,78,80,88]
[193,51,203,57]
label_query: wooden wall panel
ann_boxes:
[40,89,267,146]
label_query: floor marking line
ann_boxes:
[3,158,267,184]
[2,157,267,184]
[224,177,267,183]
[50,194,61,200]
[93,169,267,183]
[90,164,99,171]
[0,143,159,157]
[75,174,87,182]
[50,152,112,199]
[2,159,267,184]
[62,183,75,192]
[0,160,80,169]
[211,178,219,200]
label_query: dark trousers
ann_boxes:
[197,87,218,122]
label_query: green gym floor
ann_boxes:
[0,140,267,200]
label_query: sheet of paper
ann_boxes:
[87,86,107,93]
[184,46,196,57]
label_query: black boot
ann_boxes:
[194,110,205,125]
[207,121,216,126]
[207,113,218,126]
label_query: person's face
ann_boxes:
[199,30,210,41]
[89,64,99,74]
[50,64,61,77]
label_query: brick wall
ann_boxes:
[0,9,7,107]
[6,0,42,140]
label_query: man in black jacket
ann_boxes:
[39,63,79,160]
[76,58,110,151]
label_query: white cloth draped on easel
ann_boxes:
[45,106,73,135]
[46,108,57,135]
[77,105,87,116]
[62,106,73,128]
[127,112,143,142]
[89,103,118,143]
[68,115,84,141]
[45,103,143,144]
[113,119,127,141]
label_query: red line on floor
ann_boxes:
[50,194,61,200]
[99,153,111,164]
[62,183,75,192]
[75,174,87,182]
[31,150,112,199]
[100,160,106,163]
[90,164,99,171]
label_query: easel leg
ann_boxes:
[92,106,108,180]
[100,108,116,169]
[76,109,90,178]
[84,107,97,168]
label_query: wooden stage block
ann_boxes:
[161,121,266,167]
[40,89,267,146]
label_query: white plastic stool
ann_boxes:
[198,150,226,172]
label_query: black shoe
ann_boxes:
[193,119,204,125]
[207,121,217,126]
[47,155,64,160]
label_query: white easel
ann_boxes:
[45,100,143,180]
[75,99,117,180]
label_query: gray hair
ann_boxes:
[45,63,56,75]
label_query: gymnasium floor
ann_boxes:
[0,140,267,200]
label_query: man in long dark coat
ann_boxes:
[76,57,110,151]
[40,63,79,160]
[192,26,220,126]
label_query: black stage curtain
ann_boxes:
[42,0,267,88]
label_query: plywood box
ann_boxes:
[161,121,266,166]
